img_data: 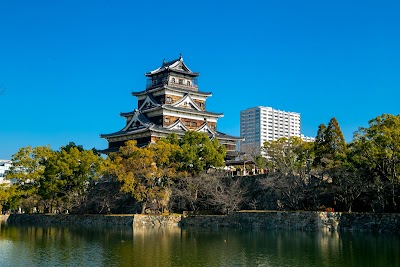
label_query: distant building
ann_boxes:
[240,106,315,155]
[0,160,12,185]
[100,55,242,159]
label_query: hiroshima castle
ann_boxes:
[100,55,242,158]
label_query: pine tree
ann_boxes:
[325,117,347,162]
[313,123,327,166]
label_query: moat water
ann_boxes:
[0,224,399,267]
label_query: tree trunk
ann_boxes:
[392,183,397,212]
[141,202,147,214]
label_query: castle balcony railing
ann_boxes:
[146,78,198,90]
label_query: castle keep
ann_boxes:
[100,55,241,157]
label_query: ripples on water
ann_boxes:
[0,224,399,267]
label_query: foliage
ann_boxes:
[352,114,400,211]
[106,140,179,213]
[7,146,53,201]
[4,113,400,214]
[313,118,347,167]
[6,143,104,213]
[263,136,313,176]
[175,131,226,174]
[40,146,104,212]
[261,137,317,210]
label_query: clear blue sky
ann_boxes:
[1,0,399,159]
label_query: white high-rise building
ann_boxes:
[0,160,12,185]
[240,106,314,155]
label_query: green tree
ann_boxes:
[7,146,53,211]
[39,146,104,212]
[313,123,327,166]
[314,118,347,167]
[325,117,347,162]
[261,137,316,210]
[176,131,226,174]
[352,114,400,211]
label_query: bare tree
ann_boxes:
[171,173,247,214]
[240,143,261,161]
[260,173,309,210]
[208,178,247,214]
[330,166,366,212]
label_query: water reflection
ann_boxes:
[0,224,398,267]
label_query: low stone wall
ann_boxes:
[5,214,134,226]
[0,215,9,224]
[338,212,400,232]
[3,213,182,227]
[180,211,400,233]
[179,211,339,231]
[2,212,399,233]
[133,214,182,227]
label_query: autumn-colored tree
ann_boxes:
[0,184,11,212]
[106,140,179,213]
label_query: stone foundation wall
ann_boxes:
[180,211,400,233]
[133,214,182,226]
[5,214,134,226]
[2,214,182,227]
[0,215,9,224]
[1,212,399,233]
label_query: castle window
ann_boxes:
[165,118,170,123]
[185,121,190,126]
[171,78,175,83]
[187,81,191,86]
[179,79,183,84]
[166,97,172,103]
[191,122,196,127]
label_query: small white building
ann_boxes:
[0,160,12,185]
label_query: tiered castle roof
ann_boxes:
[100,55,241,154]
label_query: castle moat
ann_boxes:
[0,224,399,267]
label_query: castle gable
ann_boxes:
[172,94,202,111]
[138,94,160,111]
[196,122,216,136]
[166,119,188,132]
[122,110,153,131]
